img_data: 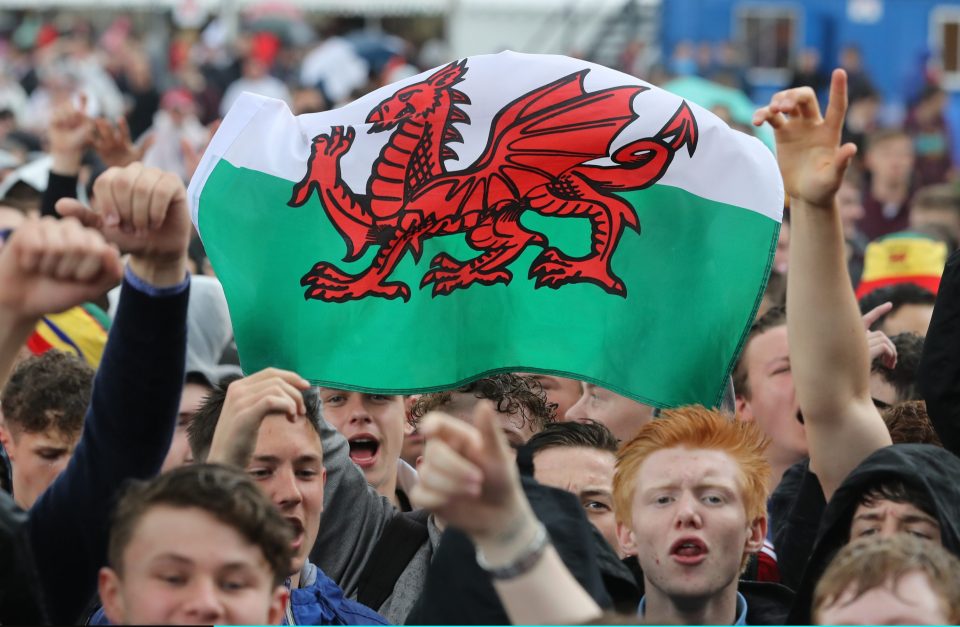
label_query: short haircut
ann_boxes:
[107,464,294,587]
[412,373,556,433]
[526,420,619,458]
[882,401,942,447]
[1,351,93,438]
[732,305,786,399]
[855,478,938,526]
[858,284,936,331]
[813,534,960,624]
[864,128,911,154]
[871,333,924,402]
[613,405,770,530]
[187,375,321,462]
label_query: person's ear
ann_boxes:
[744,516,767,555]
[98,567,126,624]
[0,423,14,461]
[415,455,423,471]
[616,520,638,557]
[267,586,290,626]
[735,396,754,423]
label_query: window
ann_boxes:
[736,3,800,82]
[932,6,960,90]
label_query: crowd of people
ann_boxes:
[0,10,959,627]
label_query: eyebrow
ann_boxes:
[251,454,321,464]
[853,512,939,526]
[641,480,736,494]
[580,489,613,499]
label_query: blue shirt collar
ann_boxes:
[638,592,748,625]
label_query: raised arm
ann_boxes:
[753,70,891,500]
[411,407,602,625]
[29,164,192,623]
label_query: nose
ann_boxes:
[272,466,303,510]
[879,516,901,539]
[673,493,703,530]
[182,577,226,622]
[346,396,373,426]
[565,392,589,422]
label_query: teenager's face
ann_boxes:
[618,447,765,605]
[849,499,942,545]
[817,571,948,625]
[534,446,621,556]
[0,426,78,509]
[565,383,654,443]
[98,505,287,625]
[160,382,209,473]
[736,326,808,475]
[248,415,326,575]
[319,390,406,493]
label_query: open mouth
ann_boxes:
[348,435,381,469]
[670,537,708,564]
[286,517,305,551]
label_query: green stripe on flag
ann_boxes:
[199,159,778,408]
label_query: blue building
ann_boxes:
[660,0,960,162]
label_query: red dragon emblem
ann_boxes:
[289,59,698,302]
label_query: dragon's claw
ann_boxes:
[529,249,627,296]
[420,265,512,296]
[301,262,410,302]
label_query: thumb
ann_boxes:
[56,198,103,228]
[833,142,858,179]
[473,401,513,467]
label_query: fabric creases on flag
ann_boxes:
[187,51,783,409]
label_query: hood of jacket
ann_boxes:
[788,444,960,624]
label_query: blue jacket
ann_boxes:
[286,561,389,626]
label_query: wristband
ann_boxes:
[475,521,550,580]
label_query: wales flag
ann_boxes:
[187,51,783,409]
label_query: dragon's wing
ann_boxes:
[454,71,646,206]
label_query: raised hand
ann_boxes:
[0,216,122,320]
[206,368,311,467]
[752,69,858,208]
[863,302,897,369]
[411,405,536,551]
[92,117,155,169]
[56,163,192,287]
[48,94,93,175]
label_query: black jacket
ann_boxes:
[0,491,45,623]
[787,444,960,624]
[623,556,794,625]
[404,475,628,625]
[768,459,826,591]
[919,249,960,456]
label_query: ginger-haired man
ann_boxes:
[613,406,773,625]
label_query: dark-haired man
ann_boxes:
[97,464,292,625]
[0,351,92,508]
[186,370,388,626]
[859,283,936,337]
[526,420,621,556]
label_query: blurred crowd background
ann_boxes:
[0,0,957,290]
